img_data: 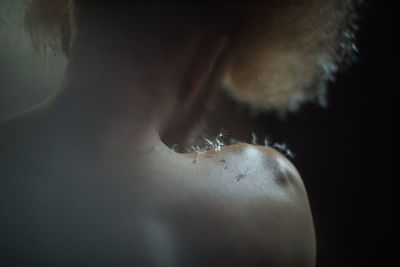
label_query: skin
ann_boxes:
[0,117,315,266]
[0,4,316,266]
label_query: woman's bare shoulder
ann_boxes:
[183,143,305,193]
[164,143,316,265]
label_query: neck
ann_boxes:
[44,52,173,155]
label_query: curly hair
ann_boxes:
[23,0,363,111]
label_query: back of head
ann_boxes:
[24,0,362,112]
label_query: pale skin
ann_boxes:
[0,14,316,267]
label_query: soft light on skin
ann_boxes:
[143,217,178,266]
[0,1,343,265]
[0,0,67,118]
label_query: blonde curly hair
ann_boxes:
[23,0,362,112]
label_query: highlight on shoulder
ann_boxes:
[183,141,304,191]
[178,142,316,266]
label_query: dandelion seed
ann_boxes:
[215,138,224,147]
[251,132,257,145]
[193,149,206,163]
[273,143,295,159]
[204,138,214,146]
[264,137,270,146]
[351,43,359,53]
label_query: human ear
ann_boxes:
[178,34,230,101]
[162,33,230,146]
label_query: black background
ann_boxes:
[1,1,397,266]
[257,1,398,266]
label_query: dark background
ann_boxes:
[200,1,397,266]
[1,1,397,266]
[259,1,398,266]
